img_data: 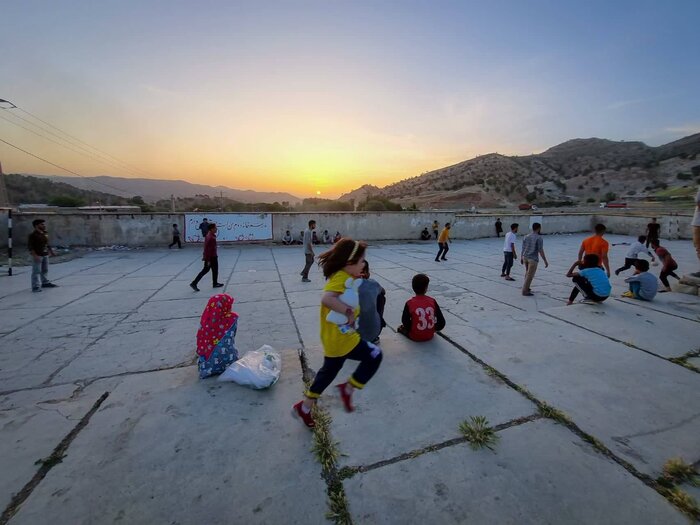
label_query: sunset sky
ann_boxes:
[1,0,699,198]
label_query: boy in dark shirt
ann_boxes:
[397,273,446,341]
[28,218,57,292]
[358,261,386,344]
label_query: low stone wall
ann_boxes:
[0,210,691,248]
[595,213,693,240]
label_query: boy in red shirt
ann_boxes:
[397,274,446,341]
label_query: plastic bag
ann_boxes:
[218,345,281,389]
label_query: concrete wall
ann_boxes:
[0,210,691,248]
[595,213,693,240]
[0,213,184,248]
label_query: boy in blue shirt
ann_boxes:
[565,254,611,305]
[622,259,658,301]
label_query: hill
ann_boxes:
[5,174,132,207]
[350,134,700,208]
[25,174,302,205]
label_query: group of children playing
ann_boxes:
[197,224,682,429]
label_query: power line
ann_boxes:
[0,138,133,196]
[14,105,155,179]
[0,113,140,178]
[0,108,149,179]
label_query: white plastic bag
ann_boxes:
[218,345,281,389]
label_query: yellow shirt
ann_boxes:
[320,270,361,357]
[438,228,450,243]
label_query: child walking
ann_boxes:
[292,239,383,428]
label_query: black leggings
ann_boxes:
[502,251,514,275]
[615,258,636,274]
[193,256,219,286]
[569,274,608,302]
[436,243,449,260]
[659,265,679,288]
[169,236,181,248]
[306,340,383,397]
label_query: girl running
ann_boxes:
[292,238,383,428]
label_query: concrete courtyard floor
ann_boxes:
[1,233,699,524]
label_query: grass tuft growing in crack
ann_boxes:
[459,416,499,451]
[537,402,572,425]
[662,487,700,519]
[326,481,352,525]
[310,406,339,472]
[658,457,700,487]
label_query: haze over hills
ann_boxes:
[340,134,700,208]
[24,174,302,205]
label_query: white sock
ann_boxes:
[301,403,311,414]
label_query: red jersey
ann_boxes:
[406,295,441,341]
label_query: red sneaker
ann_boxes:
[292,401,315,428]
[336,383,355,412]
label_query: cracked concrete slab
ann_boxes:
[543,299,700,358]
[443,313,700,477]
[2,236,699,523]
[10,365,327,525]
[327,333,534,468]
[343,419,686,524]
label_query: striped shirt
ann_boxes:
[521,233,543,261]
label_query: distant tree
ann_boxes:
[586,197,596,203]
[48,195,86,207]
[525,192,537,202]
[677,172,692,180]
[130,196,145,205]
[604,192,617,202]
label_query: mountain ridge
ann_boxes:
[340,134,700,207]
[23,174,302,205]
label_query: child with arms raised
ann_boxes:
[292,239,383,428]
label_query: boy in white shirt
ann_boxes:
[615,235,656,275]
[501,223,518,281]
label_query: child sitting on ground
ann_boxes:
[565,254,611,305]
[358,261,386,344]
[622,259,658,301]
[292,239,383,428]
[397,273,446,341]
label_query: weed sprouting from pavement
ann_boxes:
[659,458,700,486]
[459,416,499,451]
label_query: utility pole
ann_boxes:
[170,194,175,212]
[0,160,10,207]
[220,190,224,211]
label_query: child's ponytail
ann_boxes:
[318,238,367,279]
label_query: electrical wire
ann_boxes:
[0,137,132,196]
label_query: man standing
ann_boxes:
[432,220,439,240]
[495,218,503,238]
[578,223,610,277]
[692,188,700,278]
[645,217,660,248]
[300,219,316,282]
[501,223,518,281]
[190,223,223,291]
[28,219,57,292]
[198,218,209,238]
[435,222,451,261]
[520,222,548,296]
[168,223,182,249]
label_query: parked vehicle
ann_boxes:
[599,202,627,208]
